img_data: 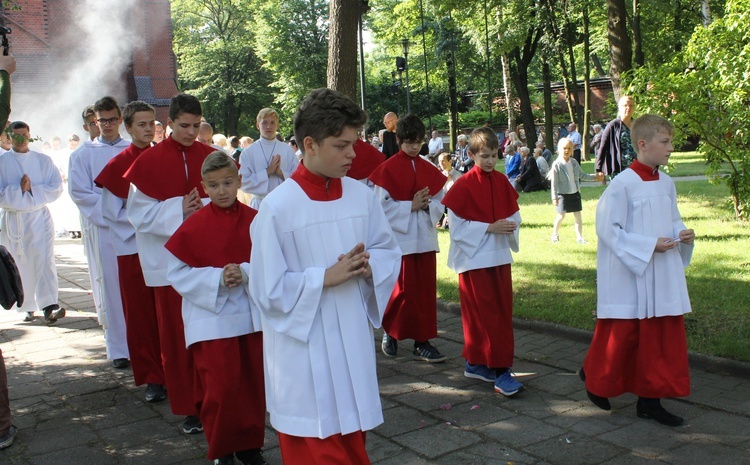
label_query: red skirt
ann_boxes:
[459,265,514,368]
[278,431,369,465]
[116,254,164,386]
[153,286,199,416]
[583,316,690,398]
[382,252,437,342]
[191,333,265,459]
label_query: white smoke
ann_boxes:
[10,0,142,149]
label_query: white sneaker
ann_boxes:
[551,234,559,243]
[577,238,589,244]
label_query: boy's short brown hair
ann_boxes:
[169,93,202,121]
[94,96,121,117]
[256,108,279,124]
[122,101,155,128]
[81,105,96,122]
[631,114,674,154]
[469,127,499,154]
[395,113,425,144]
[201,150,238,177]
[293,88,367,151]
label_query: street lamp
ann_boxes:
[401,38,411,114]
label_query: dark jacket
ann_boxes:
[595,118,624,175]
[516,155,544,192]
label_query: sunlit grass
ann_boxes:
[436,178,750,361]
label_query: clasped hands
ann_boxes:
[655,229,695,253]
[324,242,371,288]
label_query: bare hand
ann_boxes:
[20,174,31,193]
[267,155,281,177]
[487,219,518,235]
[324,243,371,287]
[595,172,605,183]
[654,237,679,253]
[411,187,431,212]
[222,264,243,288]
[678,229,695,245]
[182,187,202,218]
[552,198,558,206]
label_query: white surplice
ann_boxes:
[0,149,63,312]
[238,138,298,210]
[371,184,444,255]
[68,137,130,359]
[446,210,521,274]
[249,177,401,439]
[596,169,693,319]
[167,256,261,348]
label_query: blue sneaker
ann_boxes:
[494,370,524,396]
[463,362,495,383]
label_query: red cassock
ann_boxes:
[369,151,447,342]
[94,144,164,386]
[442,166,521,368]
[124,136,215,416]
[583,316,690,398]
[278,431,370,465]
[347,139,385,181]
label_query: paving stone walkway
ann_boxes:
[1,238,749,464]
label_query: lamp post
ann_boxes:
[402,38,411,114]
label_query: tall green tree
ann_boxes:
[253,0,329,118]
[172,0,272,136]
[627,0,750,219]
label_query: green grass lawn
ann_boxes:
[436,177,750,362]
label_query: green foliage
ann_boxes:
[626,0,750,219]
[252,0,329,128]
[171,0,273,136]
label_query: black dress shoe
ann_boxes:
[112,358,130,369]
[579,367,611,410]
[637,399,684,426]
[586,390,612,411]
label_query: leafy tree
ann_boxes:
[253,0,329,120]
[627,0,750,219]
[171,0,272,136]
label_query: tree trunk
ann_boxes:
[447,57,458,151]
[607,0,632,100]
[566,37,580,127]
[542,60,554,148]
[582,2,591,161]
[509,26,542,147]
[501,54,515,131]
[632,0,644,67]
[327,0,359,100]
[701,0,711,26]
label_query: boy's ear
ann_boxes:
[468,150,476,160]
[200,180,206,191]
[302,136,316,156]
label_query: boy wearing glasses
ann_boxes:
[69,96,130,368]
[369,114,448,362]
[94,101,166,404]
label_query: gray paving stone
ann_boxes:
[477,415,567,449]
[391,423,482,459]
[522,434,625,464]
[29,444,118,465]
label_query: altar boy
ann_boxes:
[249,88,401,464]
[582,114,695,426]
[166,152,266,465]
